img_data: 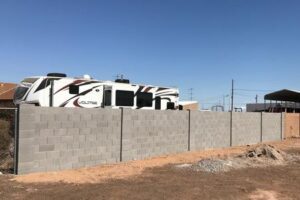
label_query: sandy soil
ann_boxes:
[0,138,299,200]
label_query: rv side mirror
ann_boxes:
[167,102,175,110]
[69,85,79,94]
[179,105,183,110]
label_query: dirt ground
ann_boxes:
[1,138,300,200]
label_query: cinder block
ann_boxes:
[47,136,61,144]
[79,128,91,135]
[86,121,98,128]
[61,121,74,128]
[61,136,74,144]
[39,129,54,137]
[47,121,61,129]
[19,121,35,130]
[69,114,81,121]
[39,144,55,152]
[40,114,55,122]
[54,129,67,136]
[35,122,48,129]
[46,151,60,159]
[67,128,80,135]
[19,130,36,139]
[79,155,91,162]
[80,113,92,121]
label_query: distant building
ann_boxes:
[247,89,300,113]
[246,103,300,112]
[179,101,199,111]
[0,82,17,107]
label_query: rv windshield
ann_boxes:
[21,78,38,84]
[13,86,29,104]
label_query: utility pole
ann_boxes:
[231,79,234,112]
[255,94,258,111]
[230,79,234,147]
[189,88,193,101]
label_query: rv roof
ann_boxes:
[26,76,177,89]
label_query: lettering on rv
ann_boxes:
[79,101,97,105]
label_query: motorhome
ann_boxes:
[14,73,180,110]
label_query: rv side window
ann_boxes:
[167,102,175,110]
[116,90,134,106]
[69,85,79,94]
[155,97,161,110]
[137,92,153,107]
[104,90,112,106]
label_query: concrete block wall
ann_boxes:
[232,112,261,146]
[122,109,189,161]
[262,113,282,142]
[18,105,121,174]
[190,112,230,150]
[17,104,285,174]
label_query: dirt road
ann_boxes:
[1,139,300,200]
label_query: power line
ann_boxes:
[235,88,274,92]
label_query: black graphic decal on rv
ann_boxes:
[34,78,61,93]
[134,86,144,96]
[156,87,169,92]
[144,87,154,93]
[55,80,86,95]
[77,81,99,87]
[160,97,171,102]
[34,79,49,93]
[59,86,99,107]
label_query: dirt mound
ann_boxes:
[175,144,299,173]
[241,144,286,161]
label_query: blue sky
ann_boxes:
[1,0,300,108]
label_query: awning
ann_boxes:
[264,89,300,103]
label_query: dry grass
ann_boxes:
[0,119,13,171]
[0,119,10,152]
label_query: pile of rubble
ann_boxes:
[175,144,299,173]
[241,144,286,161]
[195,159,233,173]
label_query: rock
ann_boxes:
[0,171,3,175]
[175,163,192,169]
[9,140,14,157]
[247,151,256,158]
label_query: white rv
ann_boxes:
[14,73,180,110]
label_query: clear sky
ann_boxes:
[1,0,300,109]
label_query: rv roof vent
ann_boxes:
[47,73,67,77]
[83,74,92,79]
[115,79,130,84]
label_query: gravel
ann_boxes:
[195,159,233,172]
[175,144,300,173]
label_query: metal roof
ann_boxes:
[0,82,17,100]
[264,89,300,102]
